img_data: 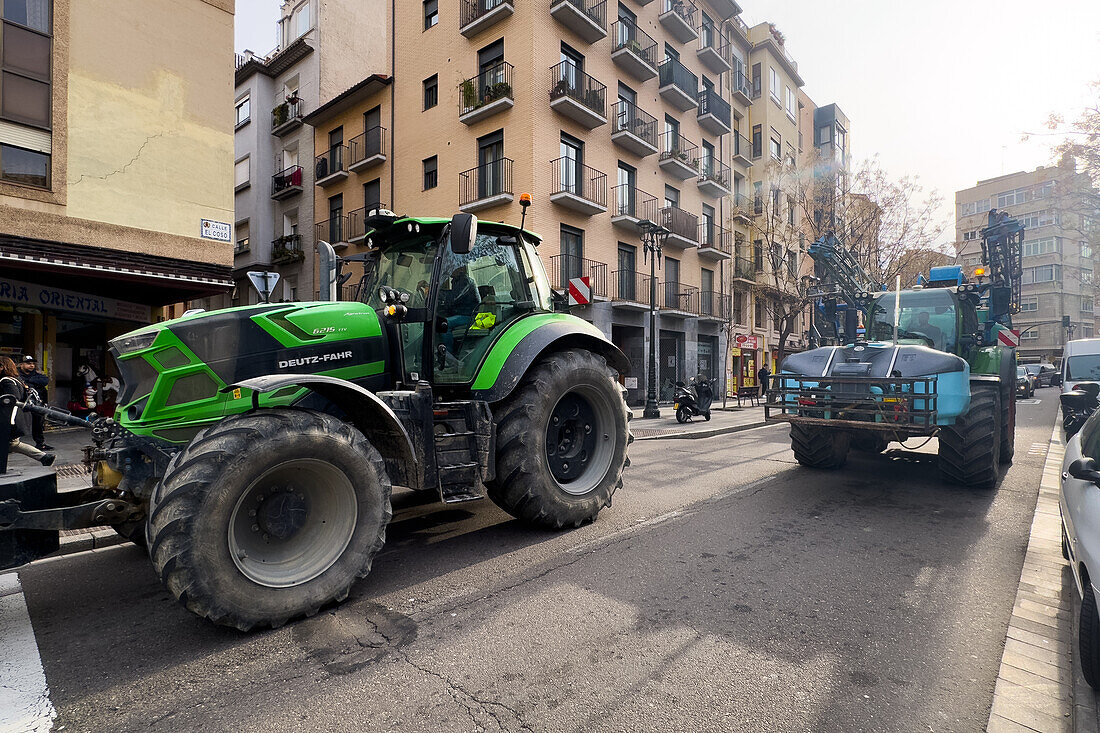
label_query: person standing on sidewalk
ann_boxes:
[18,355,52,450]
[1,356,55,466]
[757,364,771,401]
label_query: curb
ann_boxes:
[986,423,1096,732]
[45,528,126,560]
[635,420,768,441]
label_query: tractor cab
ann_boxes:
[866,286,980,355]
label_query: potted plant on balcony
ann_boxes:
[273,102,288,127]
[584,88,603,111]
[486,81,511,103]
[461,78,479,112]
[550,78,569,100]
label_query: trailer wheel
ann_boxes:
[790,424,850,469]
[938,385,1001,488]
[487,349,630,529]
[147,408,391,631]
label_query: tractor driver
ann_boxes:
[439,265,481,358]
[906,311,943,348]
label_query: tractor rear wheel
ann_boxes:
[146,408,391,631]
[790,424,850,468]
[938,385,1001,488]
[487,349,631,529]
[1000,382,1016,464]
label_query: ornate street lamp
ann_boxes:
[640,218,670,419]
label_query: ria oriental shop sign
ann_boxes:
[0,276,152,323]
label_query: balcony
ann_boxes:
[659,205,698,249]
[728,15,750,43]
[732,132,753,167]
[658,0,698,44]
[459,0,514,38]
[611,100,658,157]
[658,130,698,180]
[732,255,756,282]
[731,70,752,106]
[549,0,607,43]
[550,158,607,215]
[611,270,654,310]
[348,127,386,173]
[697,27,730,75]
[549,254,608,299]
[459,158,514,212]
[731,193,754,224]
[610,20,658,80]
[459,62,515,126]
[549,62,607,128]
[699,290,731,321]
[698,222,732,260]
[271,234,304,264]
[271,97,303,136]
[657,57,697,112]
[345,207,374,244]
[662,282,699,317]
[315,146,348,187]
[697,88,731,136]
[697,157,732,198]
[610,185,658,232]
[314,215,347,246]
[234,238,250,256]
[271,165,303,200]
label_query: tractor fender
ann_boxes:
[223,374,416,471]
[470,314,630,403]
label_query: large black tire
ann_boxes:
[146,409,391,631]
[1081,583,1100,689]
[939,385,1001,488]
[790,424,850,468]
[486,349,631,529]
[111,520,147,549]
[1000,382,1016,464]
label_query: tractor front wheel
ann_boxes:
[146,409,391,631]
[790,424,850,468]
[939,385,1001,488]
[487,349,631,529]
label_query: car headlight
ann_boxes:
[112,330,157,355]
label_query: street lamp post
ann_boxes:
[640,219,669,419]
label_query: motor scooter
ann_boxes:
[674,375,713,423]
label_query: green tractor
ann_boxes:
[766,210,1024,488]
[1,210,632,630]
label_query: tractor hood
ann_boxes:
[781,342,967,379]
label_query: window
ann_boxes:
[3,0,49,33]
[815,124,831,145]
[755,297,764,327]
[1082,241,1093,259]
[769,134,781,161]
[234,155,249,190]
[1083,268,1093,285]
[1020,296,1038,312]
[559,132,583,194]
[1022,264,1060,284]
[293,1,310,37]
[235,95,250,126]
[235,220,249,253]
[424,0,437,29]
[1021,328,1040,341]
[364,178,381,211]
[423,155,437,190]
[769,66,780,102]
[477,129,504,198]
[753,239,763,270]
[753,181,762,215]
[0,143,46,187]
[785,85,795,119]
[751,124,762,158]
[559,225,583,281]
[1,2,51,133]
[664,184,679,209]
[1034,181,1054,199]
[1083,297,1094,313]
[787,250,797,278]
[1021,237,1059,257]
[423,75,437,110]
[616,162,636,215]
[958,199,991,217]
[328,193,343,242]
[962,230,977,241]
[996,187,1031,208]
[1087,325,1096,339]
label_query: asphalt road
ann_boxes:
[17,391,1059,733]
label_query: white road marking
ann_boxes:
[1028,442,1047,456]
[0,573,55,733]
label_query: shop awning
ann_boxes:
[0,236,233,305]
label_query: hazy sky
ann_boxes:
[234,0,1100,242]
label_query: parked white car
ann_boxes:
[1060,411,1100,688]
[1062,338,1100,394]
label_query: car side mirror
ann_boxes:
[1053,372,1063,386]
[449,213,477,255]
[1069,458,1100,486]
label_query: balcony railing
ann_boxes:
[459,158,514,207]
[698,222,732,254]
[271,97,303,128]
[611,184,658,222]
[659,205,698,242]
[697,87,731,129]
[551,157,607,210]
[613,99,657,148]
[459,61,514,117]
[234,238,250,255]
[659,130,698,169]
[346,204,385,242]
[663,282,699,313]
[549,254,608,298]
[315,146,347,181]
[611,270,654,304]
[660,0,696,31]
[731,70,751,101]
[698,23,730,68]
[731,193,754,220]
[314,215,346,244]
[349,126,386,168]
[460,0,513,31]
[698,157,731,189]
[732,132,752,163]
[271,234,304,264]
[553,0,606,30]
[549,61,606,119]
[271,164,303,196]
[729,15,749,40]
[658,56,697,100]
[699,290,731,319]
[611,19,658,69]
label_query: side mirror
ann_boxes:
[1069,457,1100,486]
[450,213,477,255]
[1053,372,1063,386]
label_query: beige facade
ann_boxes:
[0,0,235,405]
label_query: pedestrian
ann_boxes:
[757,364,771,401]
[1,356,55,466]
[18,355,52,450]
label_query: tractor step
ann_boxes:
[437,462,483,503]
[432,401,494,504]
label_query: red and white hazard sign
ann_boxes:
[997,329,1020,347]
[568,276,591,306]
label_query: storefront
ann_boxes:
[728,333,761,395]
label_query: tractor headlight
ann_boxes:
[112,331,157,355]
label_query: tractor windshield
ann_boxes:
[869,289,957,351]
[356,234,438,309]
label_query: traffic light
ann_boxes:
[1063,315,1072,329]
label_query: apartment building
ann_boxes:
[228,0,387,307]
[955,159,1100,362]
[0,0,234,406]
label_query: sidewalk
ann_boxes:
[630,403,769,440]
